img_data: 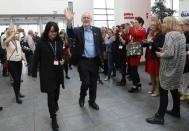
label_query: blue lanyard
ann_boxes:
[49,41,57,59]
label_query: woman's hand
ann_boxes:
[156,51,162,58]
[23,60,27,66]
[187,50,189,55]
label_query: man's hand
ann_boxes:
[64,8,74,23]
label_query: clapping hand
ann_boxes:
[64,8,75,23]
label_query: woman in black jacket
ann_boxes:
[32,21,64,131]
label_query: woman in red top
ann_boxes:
[145,17,162,97]
[128,17,146,93]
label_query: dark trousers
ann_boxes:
[107,53,116,77]
[63,60,69,76]
[47,85,60,118]
[157,85,180,117]
[26,51,33,75]
[127,64,132,76]
[120,59,126,80]
[7,61,22,98]
[2,62,8,76]
[130,66,140,85]
[78,58,99,103]
[1,58,8,76]
[103,59,108,75]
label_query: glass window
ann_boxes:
[94,21,108,27]
[173,0,179,17]
[93,0,115,27]
[106,0,114,8]
[94,9,107,14]
[93,0,106,8]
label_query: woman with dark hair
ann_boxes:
[32,21,64,131]
[60,31,71,79]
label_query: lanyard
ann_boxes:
[49,41,57,60]
[11,40,18,53]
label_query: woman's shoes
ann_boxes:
[151,93,159,97]
[16,97,22,104]
[104,76,110,81]
[128,84,142,93]
[146,113,164,125]
[51,116,59,131]
[66,76,70,79]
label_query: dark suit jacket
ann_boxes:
[151,33,165,60]
[32,39,64,93]
[67,25,104,65]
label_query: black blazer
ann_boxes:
[151,33,165,60]
[67,25,103,65]
[32,39,64,93]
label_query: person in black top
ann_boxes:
[32,22,64,131]
[179,19,189,101]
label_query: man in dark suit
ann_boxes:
[65,9,103,110]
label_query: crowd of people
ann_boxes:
[0,8,189,131]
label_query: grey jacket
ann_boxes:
[160,31,186,90]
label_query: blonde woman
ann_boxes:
[145,16,164,97]
[4,27,26,104]
[146,16,186,124]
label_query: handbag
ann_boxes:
[126,42,143,56]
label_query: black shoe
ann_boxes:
[166,110,180,118]
[127,76,132,81]
[66,76,70,79]
[51,117,59,131]
[98,80,104,85]
[0,107,3,111]
[128,87,138,93]
[148,82,152,85]
[116,79,126,86]
[88,101,99,110]
[19,93,25,98]
[16,98,22,104]
[112,74,116,77]
[79,98,85,107]
[128,84,141,93]
[146,113,164,125]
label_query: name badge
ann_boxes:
[119,45,123,49]
[53,60,59,66]
[15,54,20,59]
